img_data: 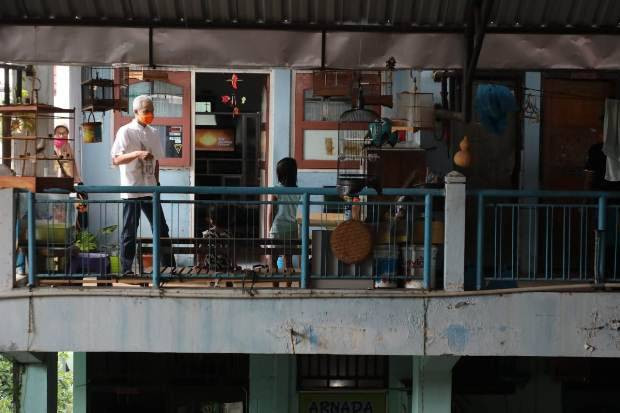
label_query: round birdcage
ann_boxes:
[336,87,380,198]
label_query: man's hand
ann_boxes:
[112,150,153,166]
[134,150,153,160]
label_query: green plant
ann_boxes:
[57,352,73,413]
[75,230,97,252]
[100,225,119,254]
[0,355,12,412]
[0,353,73,413]
[74,225,118,253]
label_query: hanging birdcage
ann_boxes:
[396,78,434,129]
[81,67,128,112]
[336,86,381,198]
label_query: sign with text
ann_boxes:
[299,392,386,413]
[196,128,235,152]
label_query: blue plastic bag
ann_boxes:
[474,84,518,135]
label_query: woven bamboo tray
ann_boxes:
[330,220,373,264]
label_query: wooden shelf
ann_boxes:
[2,156,74,161]
[0,176,74,193]
[0,136,75,141]
[0,104,74,114]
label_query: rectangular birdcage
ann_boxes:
[396,91,434,129]
[81,67,128,112]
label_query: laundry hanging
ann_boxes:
[603,98,620,182]
[474,84,518,135]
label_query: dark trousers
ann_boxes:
[121,196,176,273]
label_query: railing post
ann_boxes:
[301,192,310,289]
[0,189,16,292]
[443,171,467,291]
[476,193,485,290]
[423,193,433,289]
[27,191,36,287]
[152,191,161,288]
[597,195,607,284]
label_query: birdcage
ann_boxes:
[336,86,381,198]
[396,78,434,129]
[81,67,128,112]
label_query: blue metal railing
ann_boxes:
[474,189,620,289]
[22,186,445,290]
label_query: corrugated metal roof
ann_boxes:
[1,0,619,32]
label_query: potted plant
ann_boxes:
[71,225,118,276]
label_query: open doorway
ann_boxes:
[193,73,268,238]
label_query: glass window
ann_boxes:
[303,89,352,122]
[125,80,183,117]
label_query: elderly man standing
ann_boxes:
[111,94,176,275]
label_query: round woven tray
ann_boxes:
[330,220,373,264]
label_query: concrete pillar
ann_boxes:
[518,72,542,277]
[388,355,412,413]
[268,68,292,187]
[521,72,541,191]
[0,188,15,292]
[411,356,459,413]
[17,352,57,413]
[443,172,466,291]
[250,354,297,413]
[73,352,87,413]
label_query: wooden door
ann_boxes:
[541,78,614,190]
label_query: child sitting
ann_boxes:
[267,157,300,270]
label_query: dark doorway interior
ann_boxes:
[193,73,268,238]
[87,353,249,413]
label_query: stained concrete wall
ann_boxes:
[0,290,619,357]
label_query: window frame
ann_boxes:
[294,73,378,169]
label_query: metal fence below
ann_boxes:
[475,190,620,289]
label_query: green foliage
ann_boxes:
[76,225,119,253]
[100,225,118,235]
[75,230,98,252]
[0,353,74,413]
[57,353,73,413]
[0,355,13,412]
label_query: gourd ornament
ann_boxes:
[453,136,472,168]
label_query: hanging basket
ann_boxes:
[82,112,101,143]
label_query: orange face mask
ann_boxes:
[138,112,154,125]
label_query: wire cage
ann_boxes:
[81,66,128,112]
[396,78,434,129]
[336,87,381,198]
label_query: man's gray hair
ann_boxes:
[132,95,153,112]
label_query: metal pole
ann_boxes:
[152,192,161,288]
[597,195,607,284]
[27,192,36,287]
[3,68,11,167]
[476,193,485,290]
[301,192,310,289]
[423,194,433,289]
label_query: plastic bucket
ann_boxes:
[373,244,398,288]
[82,121,102,143]
[401,245,438,289]
[109,256,121,274]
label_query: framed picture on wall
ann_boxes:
[195,128,235,152]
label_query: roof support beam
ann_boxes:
[462,0,493,123]
[148,26,155,68]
